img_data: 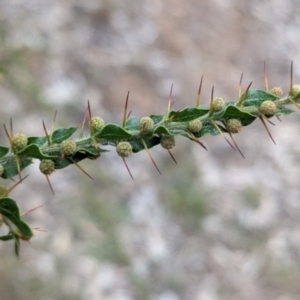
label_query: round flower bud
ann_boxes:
[269,86,283,98]
[226,119,242,134]
[116,141,132,157]
[12,133,27,151]
[39,159,55,175]
[188,119,202,133]
[0,164,4,177]
[0,185,9,198]
[90,117,105,133]
[259,100,277,117]
[160,135,176,149]
[61,139,77,156]
[212,97,225,112]
[139,117,154,133]
[291,84,300,96]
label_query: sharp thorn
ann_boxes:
[141,139,161,174]
[189,132,208,151]
[238,73,243,97]
[196,75,203,107]
[71,159,94,180]
[167,150,178,164]
[22,205,43,216]
[10,117,13,137]
[42,120,51,145]
[259,116,276,145]
[122,157,134,179]
[290,60,294,93]
[122,91,130,127]
[52,110,57,134]
[46,175,55,195]
[7,174,30,194]
[229,132,245,158]
[264,61,269,91]
[209,85,214,117]
[211,120,236,151]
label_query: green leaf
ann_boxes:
[18,144,57,160]
[275,106,294,115]
[130,136,161,153]
[243,89,278,106]
[52,150,96,169]
[222,105,256,126]
[0,146,9,158]
[77,145,108,156]
[28,136,47,146]
[154,126,172,135]
[169,107,209,122]
[96,124,132,140]
[2,158,32,179]
[0,234,14,241]
[0,198,33,240]
[125,117,140,130]
[194,122,225,138]
[51,127,78,144]
[150,114,164,124]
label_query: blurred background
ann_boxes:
[1,1,300,299]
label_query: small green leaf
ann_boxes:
[222,105,256,126]
[0,146,9,158]
[51,127,78,144]
[0,234,14,241]
[275,106,294,115]
[130,136,161,153]
[194,122,225,138]
[169,107,209,122]
[2,158,32,179]
[154,126,172,135]
[18,144,57,160]
[77,145,108,156]
[0,198,33,240]
[125,117,140,130]
[96,124,132,140]
[27,136,47,146]
[53,151,95,169]
[150,114,164,124]
[243,89,278,106]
